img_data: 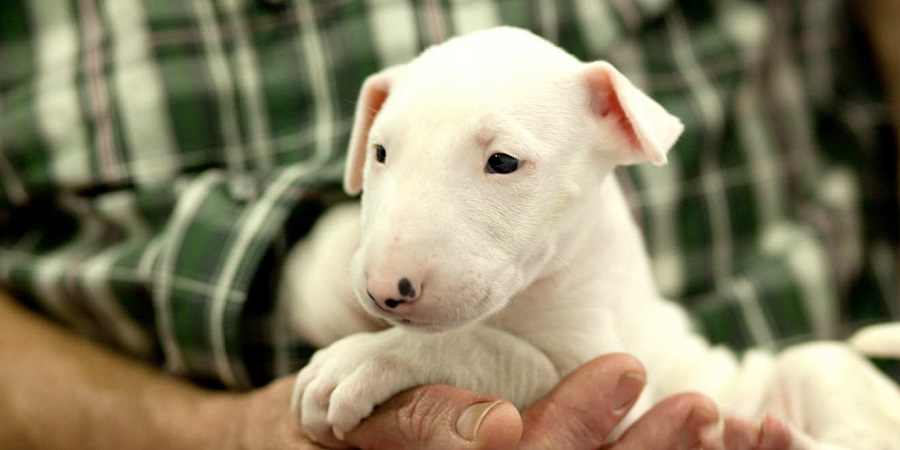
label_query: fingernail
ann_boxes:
[456,400,505,441]
[678,407,718,449]
[612,372,646,414]
[760,413,782,444]
[698,422,723,450]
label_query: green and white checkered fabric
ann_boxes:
[0,0,897,389]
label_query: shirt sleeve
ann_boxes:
[150,167,343,388]
[0,0,356,388]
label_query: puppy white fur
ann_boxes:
[281,27,900,448]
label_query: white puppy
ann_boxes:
[281,27,900,449]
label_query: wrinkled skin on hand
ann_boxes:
[230,354,790,450]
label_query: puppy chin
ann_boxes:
[386,317,472,333]
[358,302,479,333]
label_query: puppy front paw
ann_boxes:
[291,331,424,444]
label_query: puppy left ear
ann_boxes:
[344,65,404,195]
[583,61,684,166]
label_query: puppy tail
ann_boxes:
[848,323,900,358]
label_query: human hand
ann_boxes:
[228,353,791,449]
[518,353,792,450]
[224,370,520,449]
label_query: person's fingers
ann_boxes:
[722,416,757,450]
[757,415,792,450]
[519,353,646,450]
[605,391,720,450]
[721,414,793,450]
[344,384,522,450]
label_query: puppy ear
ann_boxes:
[583,61,683,166]
[344,66,403,195]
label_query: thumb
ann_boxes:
[344,384,522,450]
[520,353,647,450]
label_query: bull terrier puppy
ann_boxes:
[281,27,900,449]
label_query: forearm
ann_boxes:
[0,291,240,450]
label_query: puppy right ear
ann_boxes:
[344,66,403,195]
[583,61,683,166]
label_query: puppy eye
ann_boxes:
[485,153,520,174]
[375,144,386,163]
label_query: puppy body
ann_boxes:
[282,27,900,448]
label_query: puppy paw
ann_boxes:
[291,331,425,444]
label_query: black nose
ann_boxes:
[398,277,416,298]
[367,277,420,311]
[384,298,407,309]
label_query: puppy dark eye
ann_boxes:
[485,153,520,174]
[375,144,386,163]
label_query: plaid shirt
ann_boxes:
[0,0,896,389]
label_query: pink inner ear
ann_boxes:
[590,70,642,153]
[345,75,392,195]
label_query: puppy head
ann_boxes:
[344,27,682,332]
